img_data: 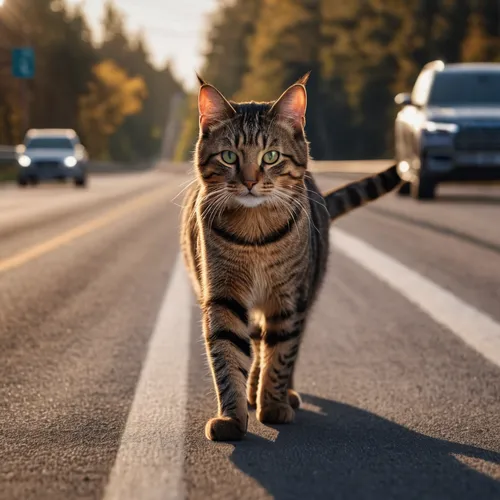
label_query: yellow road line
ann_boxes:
[0,185,172,275]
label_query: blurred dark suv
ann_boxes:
[394,61,500,200]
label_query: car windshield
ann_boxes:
[428,71,500,106]
[26,137,74,150]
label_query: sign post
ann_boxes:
[12,47,35,133]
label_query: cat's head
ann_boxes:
[195,74,310,209]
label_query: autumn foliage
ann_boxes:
[79,60,147,159]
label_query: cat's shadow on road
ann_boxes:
[230,394,500,499]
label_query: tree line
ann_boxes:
[0,0,184,161]
[176,0,500,161]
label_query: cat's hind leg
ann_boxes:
[256,312,305,424]
[247,324,262,408]
[287,362,302,410]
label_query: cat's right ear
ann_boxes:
[270,83,307,130]
[198,84,236,134]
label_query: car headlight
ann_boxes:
[424,121,459,134]
[18,155,31,167]
[64,156,77,167]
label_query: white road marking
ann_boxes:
[331,228,500,369]
[103,255,192,500]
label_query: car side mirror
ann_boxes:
[75,144,88,160]
[394,92,412,106]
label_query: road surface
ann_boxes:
[0,165,499,500]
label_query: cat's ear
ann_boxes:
[198,83,236,134]
[295,71,311,86]
[270,81,307,129]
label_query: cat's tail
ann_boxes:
[323,164,402,221]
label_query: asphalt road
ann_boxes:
[0,165,499,500]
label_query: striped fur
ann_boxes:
[324,165,401,220]
[180,75,402,441]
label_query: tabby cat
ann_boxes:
[180,73,401,441]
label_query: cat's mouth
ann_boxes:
[235,193,266,208]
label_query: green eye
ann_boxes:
[263,150,280,165]
[221,150,237,164]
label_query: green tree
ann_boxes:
[175,0,261,161]
[0,0,184,162]
[461,1,500,63]
[0,0,97,142]
[99,3,184,161]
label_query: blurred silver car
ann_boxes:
[16,129,88,188]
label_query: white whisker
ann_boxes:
[171,177,197,203]
[275,187,320,237]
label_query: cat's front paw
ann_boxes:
[205,416,247,441]
[257,403,295,424]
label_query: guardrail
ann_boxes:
[0,145,393,176]
[309,159,394,175]
[0,146,17,162]
[154,160,396,176]
[0,145,153,172]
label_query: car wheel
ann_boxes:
[17,177,27,187]
[74,176,87,188]
[411,177,436,200]
[29,176,39,186]
[396,182,411,196]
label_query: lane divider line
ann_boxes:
[0,185,172,275]
[103,255,192,500]
[331,228,500,369]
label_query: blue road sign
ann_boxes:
[12,48,35,79]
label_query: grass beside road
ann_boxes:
[0,164,17,183]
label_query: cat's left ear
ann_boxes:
[198,83,236,134]
[270,73,309,128]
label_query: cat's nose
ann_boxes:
[244,180,257,191]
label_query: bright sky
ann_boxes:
[69,0,218,90]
